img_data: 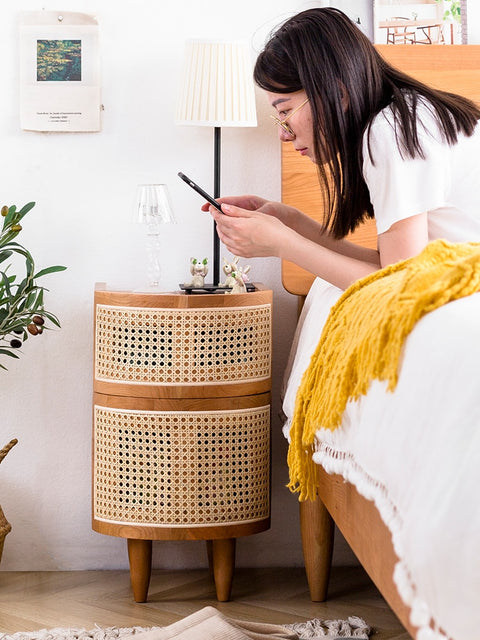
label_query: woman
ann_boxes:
[205,7,480,291]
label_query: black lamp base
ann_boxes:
[179,283,257,295]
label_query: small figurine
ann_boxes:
[222,256,251,294]
[221,256,251,287]
[184,257,208,288]
[229,271,247,294]
[220,256,239,288]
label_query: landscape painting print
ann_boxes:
[37,39,81,81]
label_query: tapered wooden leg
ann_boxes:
[127,538,152,603]
[209,538,236,602]
[300,497,334,602]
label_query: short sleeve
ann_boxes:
[362,107,451,235]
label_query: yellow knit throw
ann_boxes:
[288,239,480,502]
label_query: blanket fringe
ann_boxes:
[285,615,370,638]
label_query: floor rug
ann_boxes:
[0,606,371,640]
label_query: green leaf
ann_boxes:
[41,310,61,328]
[0,201,66,368]
[34,265,67,278]
[0,348,20,359]
[0,250,13,264]
[17,202,35,220]
[2,205,16,228]
[1,271,12,298]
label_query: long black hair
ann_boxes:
[254,8,480,238]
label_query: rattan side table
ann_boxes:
[92,285,272,602]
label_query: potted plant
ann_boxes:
[0,201,66,563]
[435,0,461,43]
[436,0,461,24]
[1,202,66,368]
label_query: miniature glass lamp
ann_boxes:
[176,39,257,287]
[134,184,176,289]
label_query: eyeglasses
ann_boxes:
[270,98,309,136]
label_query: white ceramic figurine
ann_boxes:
[185,257,208,288]
[222,256,251,294]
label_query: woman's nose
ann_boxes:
[279,127,295,142]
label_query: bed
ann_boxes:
[280,45,480,640]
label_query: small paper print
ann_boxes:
[20,11,101,132]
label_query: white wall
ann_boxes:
[467,1,480,43]
[1,0,368,572]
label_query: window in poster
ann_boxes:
[373,1,467,45]
[20,11,101,132]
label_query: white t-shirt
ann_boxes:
[362,100,480,242]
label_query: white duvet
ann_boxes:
[282,277,480,640]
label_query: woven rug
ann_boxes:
[0,612,371,640]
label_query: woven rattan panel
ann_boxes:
[94,404,270,526]
[95,304,271,385]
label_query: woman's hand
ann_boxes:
[201,195,298,227]
[201,195,267,213]
[210,203,292,259]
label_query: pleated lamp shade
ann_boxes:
[176,40,257,128]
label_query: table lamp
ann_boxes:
[176,39,257,288]
[134,183,176,290]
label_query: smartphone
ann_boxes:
[178,172,223,213]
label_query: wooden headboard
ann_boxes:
[281,44,480,296]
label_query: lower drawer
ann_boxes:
[92,393,271,536]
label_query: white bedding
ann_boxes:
[282,277,480,640]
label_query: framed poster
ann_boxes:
[20,11,101,132]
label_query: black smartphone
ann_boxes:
[178,172,223,213]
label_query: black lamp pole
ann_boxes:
[213,126,221,287]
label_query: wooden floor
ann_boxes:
[0,566,410,638]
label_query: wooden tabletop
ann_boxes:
[379,18,442,29]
